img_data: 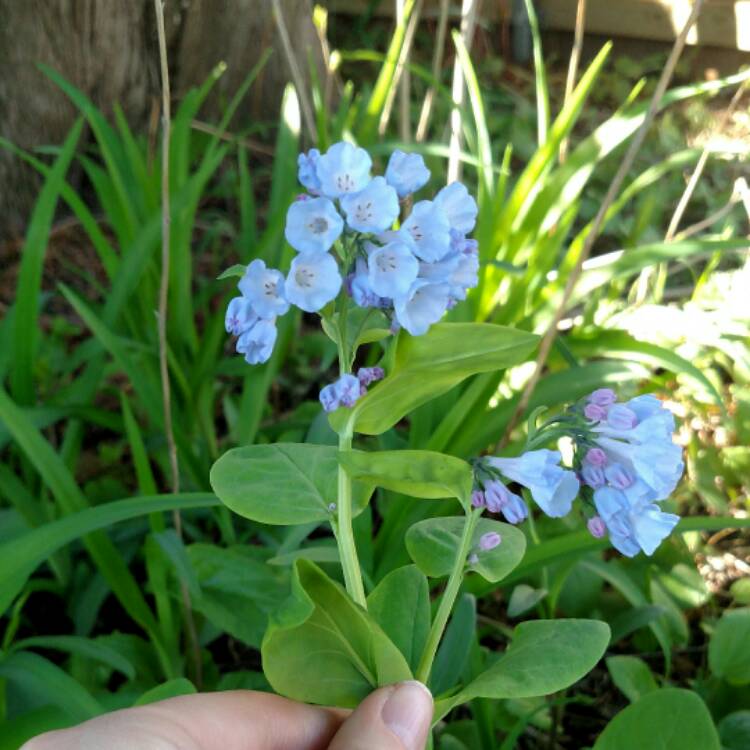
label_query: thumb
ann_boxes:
[328,681,433,750]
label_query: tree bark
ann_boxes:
[0,0,326,239]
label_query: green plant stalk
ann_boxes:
[416,508,480,683]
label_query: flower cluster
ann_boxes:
[224,140,480,366]
[319,367,385,413]
[470,390,684,558]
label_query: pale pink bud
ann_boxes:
[587,516,607,539]
[587,388,617,406]
[471,490,486,509]
[479,531,501,551]
[584,403,607,421]
[585,448,608,466]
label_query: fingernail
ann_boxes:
[381,681,433,749]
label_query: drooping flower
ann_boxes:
[238,259,290,319]
[284,196,344,255]
[604,462,635,490]
[401,200,451,262]
[285,252,342,312]
[357,367,385,387]
[315,141,372,198]
[483,480,528,524]
[341,176,399,233]
[434,182,478,234]
[606,404,638,431]
[319,373,363,412]
[349,258,385,309]
[297,148,322,193]
[486,449,580,518]
[225,296,258,336]
[393,280,451,336]
[593,482,680,557]
[319,383,340,413]
[368,240,419,298]
[236,318,277,365]
[385,150,430,198]
[581,464,606,489]
[478,531,502,551]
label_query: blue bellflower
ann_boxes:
[385,150,430,198]
[340,176,399,233]
[486,449,580,518]
[483,480,529,524]
[285,196,344,255]
[225,296,258,336]
[285,252,342,312]
[434,182,478,233]
[238,259,290,319]
[236,318,277,365]
[319,373,363,412]
[393,280,451,335]
[297,148,322,194]
[349,258,385,308]
[368,240,419,298]
[401,200,451,262]
[315,141,372,198]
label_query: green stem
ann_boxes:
[337,425,367,608]
[416,509,480,684]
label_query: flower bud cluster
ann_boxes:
[319,367,385,413]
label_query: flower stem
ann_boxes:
[416,508,480,684]
[337,425,367,608]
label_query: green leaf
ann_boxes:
[10,120,83,405]
[11,635,135,680]
[0,492,218,616]
[134,678,197,706]
[507,584,547,618]
[605,656,658,703]
[340,449,473,504]
[593,689,720,750]
[709,608,750,685]
[218,264,247,280]
[0,650,103,722]
[368,565,430,673]
[210,443,373,525]
[431,594,476,696]
[262,560,411,707]
[435,619,610,720]
[330,323,538,436]
[718,711,750,750]
[406,517,526,582]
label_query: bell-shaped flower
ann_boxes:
[236,318,277,365]
[595,436,684,501]
[285,252,342,312]
[594,482,679,557]
[297,148,322,193]
[401,200,451,262]
[340,176,399,233]
[225,296,258,335]
[319,373,362,412]
[385,150,430,197]
[348,258,386,308]
[238,259,290,319]
[393,280,451,336]
[484,480,528,524]
[587,388,617,407]
[368,240,419,298]
[315,141,372,198]
[606,404,638,431]
[581,464,606,489]
[604,462,635,490]
[284,196,344,255]
[486,449,580,518]
[434,182,478,233]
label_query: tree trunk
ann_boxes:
[0,0,326,240]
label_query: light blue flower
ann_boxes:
[319,373,362,412]
[393,280,451,336]
[298,148,322,193]
[236,318,277,365]
[284,196,344,255]
[340,176,399,233]
[594,481,680,557]
[595,435,684,501]
[225,296,258,335]
[606,404,638,430]
[368,240,419,298]
[285,252,342,312]
[315,141,372,198]
[401,200,451,262]
[385,150,430,198]
[484,480,528,524]
[434,182,478,233]
[486,449,580,518]
[349,258,385,308]
[237,259,290,319]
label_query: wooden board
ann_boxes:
[324,0,750,51]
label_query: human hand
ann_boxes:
[22,681,433,750]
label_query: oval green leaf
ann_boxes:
[210,443,374,525]
[406,516,526,582]
[708,607,750,686]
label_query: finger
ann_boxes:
[327,681,433,750]
[23,690,345,750]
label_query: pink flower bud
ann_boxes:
[587,388,617,406]
[479,531,501,550]
[607,404,638,430]
[584,403,607,421]
[585,448,608,466]
[587,516,607,539]
[471,490,486,509]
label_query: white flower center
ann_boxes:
[355,201,373,224]
[409,224,423,242]
[335,173,356,192]
[309,217,329,234]
[376,252,397,272]
[295,267,315,288]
